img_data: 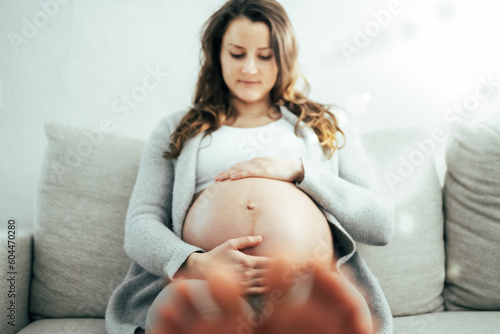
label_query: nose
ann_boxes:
[242,56,258,74]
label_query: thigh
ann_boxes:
[145,279,255,334]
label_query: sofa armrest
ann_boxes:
[0,224,33,334]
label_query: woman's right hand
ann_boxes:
[176,235,274,294]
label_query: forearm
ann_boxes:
[296,156,394,245]
[125,215,205,279]
[294,121,395,245]
[124,114,205,279]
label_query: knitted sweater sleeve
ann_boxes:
[296,122,395,245]
[123,115,205,280]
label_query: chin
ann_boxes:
[233,92,270,105]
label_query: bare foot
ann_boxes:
[150,257,374,334]
[149,263,251,334]
[259,257,374,334]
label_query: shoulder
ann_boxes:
[151,108,190,135]
[146,108,190,144]
[158,108,190,129]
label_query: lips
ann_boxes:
[240,80,259,84]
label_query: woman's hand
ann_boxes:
[214,157,304,183]
[174,235,275,295]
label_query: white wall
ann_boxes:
[1,0,499,231]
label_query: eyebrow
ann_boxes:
[228,43,271,50]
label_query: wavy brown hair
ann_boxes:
[163,0,345,160]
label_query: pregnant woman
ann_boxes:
[105,1,395,334]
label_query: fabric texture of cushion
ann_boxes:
[393,311,500,334]
[30,123,143,319]
[442,122,500,310]
[357,127,445,316]
[17,318,106,334]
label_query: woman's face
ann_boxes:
[220,16,279,107]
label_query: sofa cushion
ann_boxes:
[357,127,445,316]
[393,311,500,334]
[443,122,500,310]
[17,318,106,334]
[30,123,143,318]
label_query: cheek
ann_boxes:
[222,59,240,80]
[264,63,279,83]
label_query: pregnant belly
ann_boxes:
[182,178,334,266]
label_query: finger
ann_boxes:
[214,170,231,181]
[249,276,267,286]
[235,269,270,289]
[238,275,267,289]
[229,170,251,179]
[234,253,279,272]
[224,167,258,180]
[214,165,243,181]
[247,255,276,272]
[227,235,263,251]
[216,164,243,179]
[247,285,270,294]
[236,263,270,277]
[238,275,270,295]
[247,268,271,278]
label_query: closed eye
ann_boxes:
[230,53,273,60]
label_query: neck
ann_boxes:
[230,96,275,119]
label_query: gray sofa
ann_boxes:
[1,120,499,334]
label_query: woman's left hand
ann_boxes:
[214,157,304,183]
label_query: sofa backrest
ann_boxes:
[442,122,500,310]
[358,127,446,316]
[31,123,142,319]
[32,121,452,319]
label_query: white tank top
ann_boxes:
[195,117,308,193]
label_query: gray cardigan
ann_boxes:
[105,104,395,334]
